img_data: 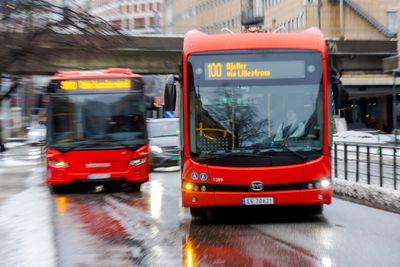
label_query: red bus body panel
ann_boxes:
[182,156,332,207]
[181,29,332,208]
[46,145,149,185]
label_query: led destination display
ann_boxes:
[60,79,131,91]
[205,60,306,80]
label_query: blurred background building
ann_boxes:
[166,0,397,39]
[87,0,164,34]
[164,0,242,34]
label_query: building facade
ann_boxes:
[167,0,399,133]
[88,0,164,34]
[164,0,242,34]
[264,0,397,40]
[168,0,397,38]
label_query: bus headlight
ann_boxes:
[184,182,193,191]
[321,179,331,188]
[49,160,69,169]
[129,157,146,167]
[150,145,163,153]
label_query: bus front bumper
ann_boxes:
[47,166,149,185]
[182,188,332,208]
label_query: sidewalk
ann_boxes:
[0,144,55,267]
[0,143,41,204]
[1,139,28,153]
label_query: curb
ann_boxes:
[333,179,400,214]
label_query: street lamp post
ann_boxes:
[393,71,398,146]
[339,0,344,40]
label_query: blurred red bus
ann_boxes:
[45,68,149,191]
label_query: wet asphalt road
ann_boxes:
[51,170,400,267]
[2,145,400,266]
[0,144,43,204]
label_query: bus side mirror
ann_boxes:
[164,75,177,112]
[330,75,348,109]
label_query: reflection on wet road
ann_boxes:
[52,171,400,267]
[0,145,43,204]
[53,172,183,266]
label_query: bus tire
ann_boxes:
[190,207,208,219]
[49,184,64,194]
[306,204,323,215]
[127,182,142,192]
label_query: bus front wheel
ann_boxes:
[126,182,142,192]
[49,184,66,194]
[306,204,323,215]
[190,207,208,219]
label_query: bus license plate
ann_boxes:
[88,173,110,179]
[242,197,274,205]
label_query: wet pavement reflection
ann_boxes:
[52,171,330,267]
[51,170,400,267]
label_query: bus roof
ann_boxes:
[50,68,142,80]
[183,28,327,57]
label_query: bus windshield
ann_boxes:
[47,92,146,150]
[187,50,324,165]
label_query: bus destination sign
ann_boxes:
[60,79,131,91]
[205,61,305,80]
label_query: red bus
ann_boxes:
[45,68,149,191]
[179,28,333,217]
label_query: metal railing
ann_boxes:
[332,142,399,190]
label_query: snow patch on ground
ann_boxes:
[0,168,55,267]
[0,158,39,167]
[4,141,27,149]
[333,130,396,144]
[333,178,400,213]
[153,166,180,172]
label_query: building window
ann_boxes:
[135,18,145,29]
[387,10,397,35]
[304,0,317,5]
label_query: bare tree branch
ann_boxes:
[0,0,125,77]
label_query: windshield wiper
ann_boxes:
[153,134,177,137]
[57,140,100,153]
[273,143,307,162]
[222,151,270,158]
[58,136,132,153]
[197,150,271,161]
[93,135,134,151]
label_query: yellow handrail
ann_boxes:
[196,122,228,139]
